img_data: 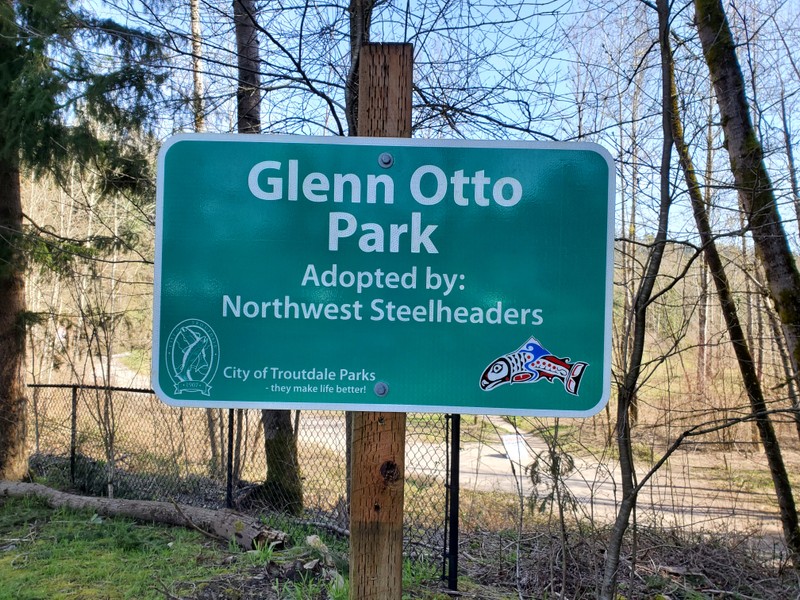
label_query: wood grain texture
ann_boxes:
[356,43,412,138]
[350,412,406,598]
[0,481,288,550]
[349,42,412,600]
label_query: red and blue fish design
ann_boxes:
[480,336,588,396]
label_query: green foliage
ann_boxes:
[32,453,134,498]
[707,466,779,494]
[20,211,152,277]
[22,230,95,276]
[522,423,579,516]
[0,496,227,600]
[119,348,151,373]
[402,558,444,598]
[245,539,277,566]
[0,0,164,190]
[275,571,326,599]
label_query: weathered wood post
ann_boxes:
[349,42,412,600]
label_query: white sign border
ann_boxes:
[152,133,615,417]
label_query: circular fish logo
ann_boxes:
[165,319,220,396]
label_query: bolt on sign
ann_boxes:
[153,135,614,416]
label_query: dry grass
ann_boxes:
[461,523,800,599]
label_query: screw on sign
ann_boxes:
[154,135,613,416]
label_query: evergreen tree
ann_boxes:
[0,0,164,479]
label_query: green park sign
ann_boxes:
[153,135,614,416]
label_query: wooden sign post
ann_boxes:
[349,43,412,600]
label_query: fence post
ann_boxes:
[448,414,461,591]
[70,385,78,485]
[226,408,234,508]
[442,415,450,582]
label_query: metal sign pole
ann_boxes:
[448,414,461,591]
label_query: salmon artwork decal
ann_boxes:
[480,337,588,396]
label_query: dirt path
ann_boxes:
[455,416,783,534]
[107,356,784,537]
[296,411,783,535]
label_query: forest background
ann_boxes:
[3,0,800,598]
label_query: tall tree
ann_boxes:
[600,0,675,596]
[669,3,800,565]
[693,0,800,383]
[0,0,164,480]
[187,0,226,480]
[228,0,303,513]
[233,0,259,135]
[190,0,205,134]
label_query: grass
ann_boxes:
[0,495,458,600]
[4,483,793,600]
[460,488,528,532]
[0,496,227,600]
[402,559,451,599]
[118,348,151,375]
[458,415,497,442]
[705,466,779,495]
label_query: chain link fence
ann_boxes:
[27,384,451,556]
[25,380,788,581]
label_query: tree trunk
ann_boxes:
[345,0,375,135]
[0,155,27,481]
[780,83,800,233]
[673,7,800,565]
[206,408,222,479]
[600,1,674,596]
[230,0,303,513]
[767,302,800,443]
[697,100,715,399]
[190,0,205,133]
[261,409,303,515]
[232,408,243,483]
[0,481,287,550]
[343,0,376,516]
[694,0,800,381]
[697,256,709,395]
[234,0,260,134]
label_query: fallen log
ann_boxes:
[0,481,287,550]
